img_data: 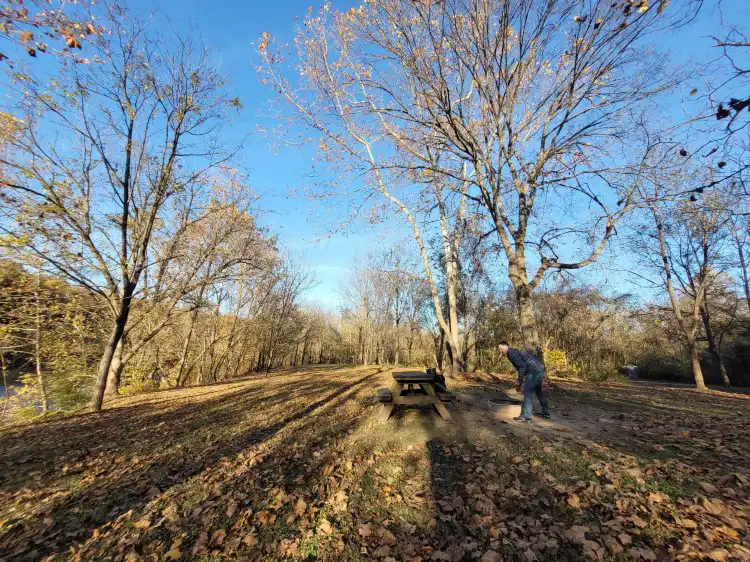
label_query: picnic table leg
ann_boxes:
[420,383,452,421]
[378,382,404,424]
[378,404,394,423]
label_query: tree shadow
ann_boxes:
[0,371,379,561]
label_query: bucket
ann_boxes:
[487,396,523,419]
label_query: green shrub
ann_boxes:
[119,379,159,396]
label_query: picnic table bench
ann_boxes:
[375,371,455,423]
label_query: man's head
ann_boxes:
[498,341,510,355]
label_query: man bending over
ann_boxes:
[498,341,550,422]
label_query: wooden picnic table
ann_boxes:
[376,371,455,423]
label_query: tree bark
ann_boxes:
[700,304,731,387]
[1,350,9,421]
[517,290,542,357]
[688,338,707,390]
[176,308,199,387]
[735,230,750,312]
[90,309,129,410]
[34,269,48,413]
[105,338,124,395]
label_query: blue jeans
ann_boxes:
[521,369,549,419]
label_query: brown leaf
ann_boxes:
[294,497,307,517]
[373,545,391,557]
[19,31,34,43]
[567,494,581,509]
[192,532,209,555]
[211,528,226,546]
[243,533,257,546]
[631,515,648,528]
[358,523,373,537]
[648,491,666,503]
[330,490,348,512]
[162,504,179,522]
[627,547,657,561]
[703,499,725,516]
[65,36,82,49]
[722,516,744,530]
[378,527,397,545]
[699,482,718,494]
[481,550,503,562]
[676,518,698,529]
[133,518,151,530]
[618,533,632,545]
[226,501,237,518]
[690,88,698,96]
[707,549,729,561]
[564,525,589,544]
[164,538,182,560]
[318,519,332,536]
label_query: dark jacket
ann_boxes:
[506,348,544,383]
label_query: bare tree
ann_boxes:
[257,0,687,359]
[0,6,243,409]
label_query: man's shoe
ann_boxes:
[535,413,551,419]
[513,416,532,422]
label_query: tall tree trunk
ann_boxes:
[700,305,730,387]
[717,358,731,388]
[34,267,48,413]
[176,308,199,387]
[394,318,400,367]
[105,337,124,395]
[515,283,543,359]
[301,337,309,366]
[1,350,9,421]
[688,337,707,390]
[735,232,750,312]
[90,305,129,410]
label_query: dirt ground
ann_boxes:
[0,366,748,562]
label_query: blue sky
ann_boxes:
[6,0,744,310]
[128,0,367,310]
[122,0,745,309]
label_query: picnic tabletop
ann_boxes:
[377,371,453,423]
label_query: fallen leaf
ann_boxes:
[226,501,237,518]
[564,525,589,544]
[567,494,581,508]
[164,538,182,560]
[358,523,373,537]
[481,550,503,562]
[627,547,657,561]
[318,519,332,536]
[294,497,307,517]
[699,482,718,494]
[618,533,632,545]
[162,504,179,522]
[631,515,648,528]
[133,518,151,530]
[707,549,729,561]
[703,499,725,516]
[648,491,666,503]
[211,528,226,546]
